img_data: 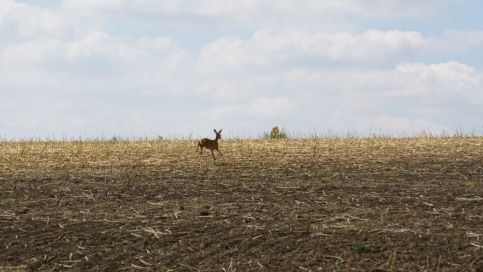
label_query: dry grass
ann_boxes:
[0,137,482,271]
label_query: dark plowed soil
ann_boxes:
[0,138,482,271]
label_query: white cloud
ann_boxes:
[194,80,246,101]
[198,29,430,74]
[1,1,482,138]
[0,0,70,38]
[0,28,193,96]
[282,61,483,100]
[205,97,295,121]
[395,61,481,96]
[1,31,112,64]
[59,0,460,32]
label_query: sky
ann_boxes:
[1,0,483,139]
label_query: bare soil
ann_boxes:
[0,138,482,271]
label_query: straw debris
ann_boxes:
[0,137,482,270]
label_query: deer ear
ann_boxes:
[219,129,222,133]
[214,129,217,133]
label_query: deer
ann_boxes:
[197,129,223,162]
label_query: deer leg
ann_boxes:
[216,148,223,156]
[210,150,215,161]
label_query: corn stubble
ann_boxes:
[0,137,482,271]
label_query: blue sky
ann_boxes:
[1,0,482,138]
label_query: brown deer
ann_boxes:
[197,129,223,162]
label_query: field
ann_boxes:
[0,137,482,271]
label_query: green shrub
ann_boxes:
[353,241,368,253]
[263,126,288,139]
[271,126,280,139]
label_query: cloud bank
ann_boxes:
[0,0,482,138]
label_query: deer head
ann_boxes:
[214,129,222,140]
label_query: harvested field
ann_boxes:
[0,137,482,271]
